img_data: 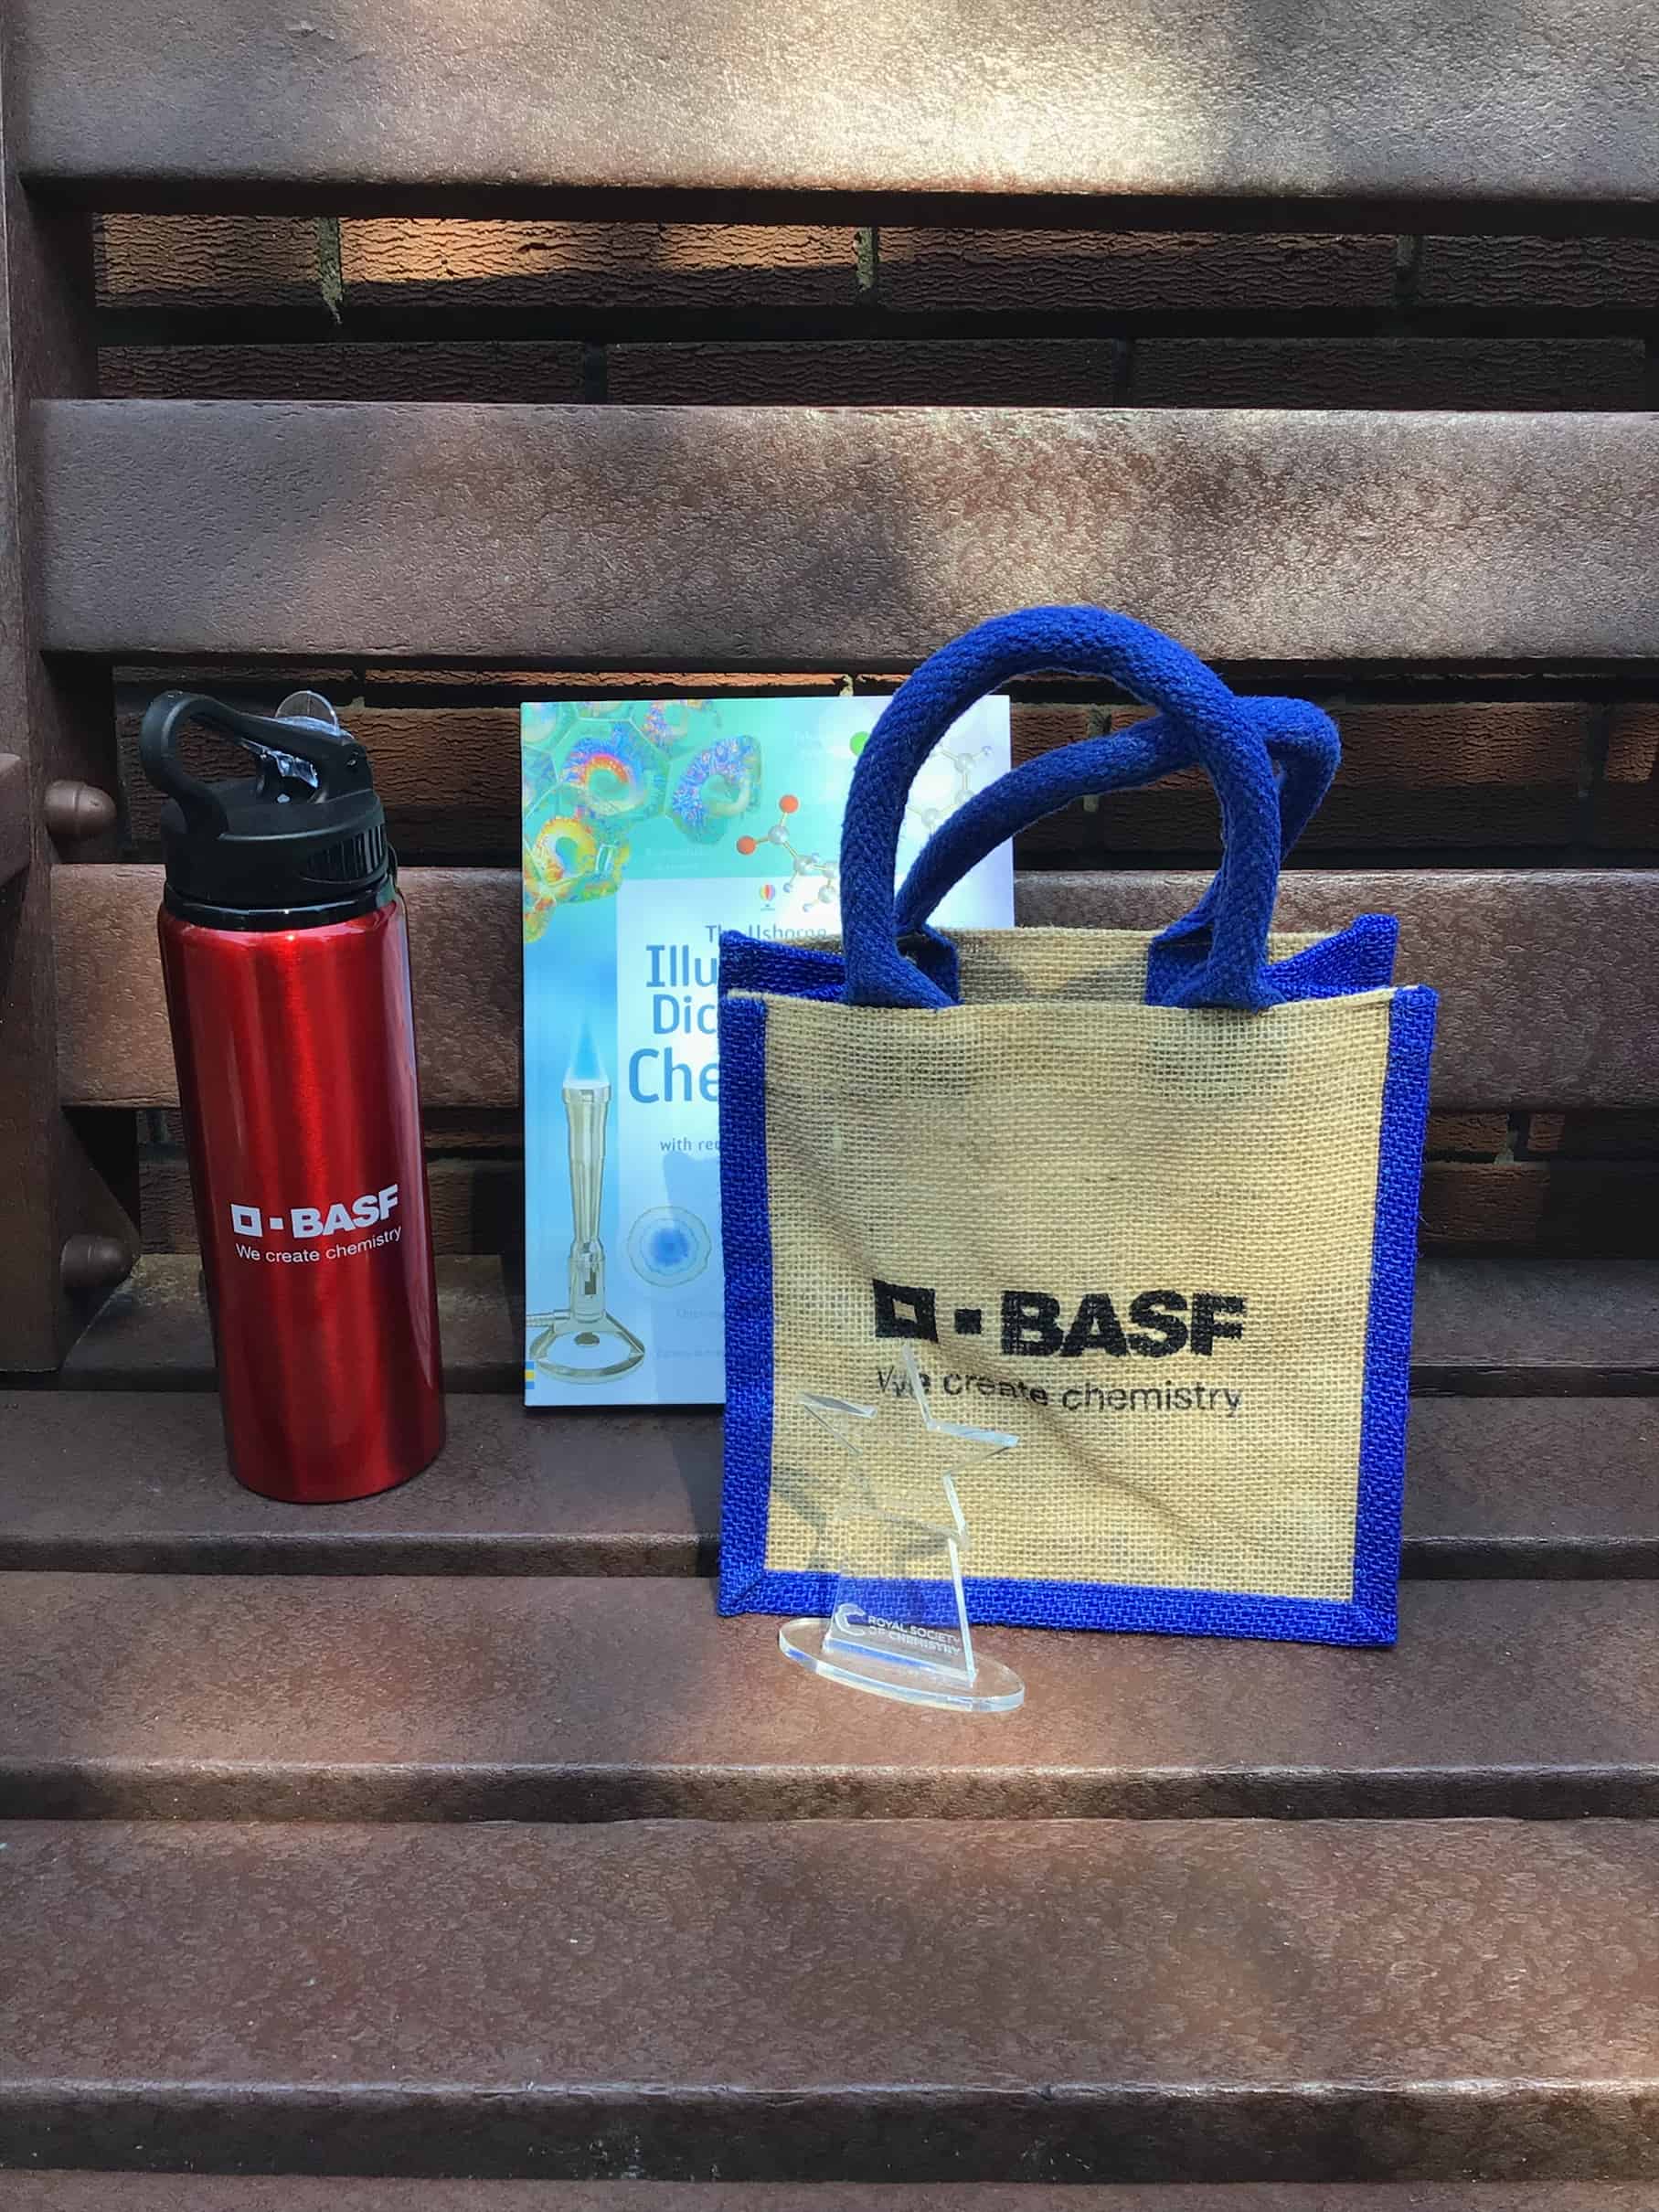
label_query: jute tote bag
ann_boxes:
[718,607,1437,1645]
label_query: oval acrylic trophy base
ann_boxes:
[787,1344,1029,1717]
[780,1616,1024,1713]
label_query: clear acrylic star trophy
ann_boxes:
[781,1343,1025,1713]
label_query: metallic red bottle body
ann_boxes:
[157,891,444,1502]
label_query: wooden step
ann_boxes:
[53,865,1659,1113]
[1,1818,1654,2180]
[58,1254,1659,1394]
[61,1255,519,1390]
[1,1392,1652,1580]
[18,0,1654,226]
[37,406,1659,667]
[8,2180,1656,2209]
[0,1573,1654,1821]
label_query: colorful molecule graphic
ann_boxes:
[558,723,667,823]
[523,814,629,940]
[736,792,839,912]
[669,733,763,845]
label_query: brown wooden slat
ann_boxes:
[100,342,588,402]
[1428,1111,1510,1156]
[95,213,325,314]
[881,229,1640,313]
[4,1392,1651,1579]
[59,1252,1659,1395]
[54,865,522,1111]
[138,1152,1659,1261]
[37,403,1659,664]
[14,0,1659,228]
[1402,1398,1659,1574]
[2,1817,1657,2178]
[1406,1258,1659,1391]
[1421,1161,1659,1253]
[340,218,858,312]
[61,1254,518,1389]
[1019,871,1659,1108]
[1125,336,1647,410]
[0,1572,1655,1821]
[0,750,27,885]
[53,865,1659,1111]
[8,2189,1654,2212]
[615,335,1650,412]
[0,1392,717,1575]
[0,30,133,1370]
[1004,697,1593,859]
[118,697,1600,866]
[1527,1110,1659,1158]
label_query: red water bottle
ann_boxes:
[139,689,443,1502]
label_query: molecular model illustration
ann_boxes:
[904,742,996,838]
[736,794,840,912]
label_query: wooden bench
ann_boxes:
[2,0,1658,2199]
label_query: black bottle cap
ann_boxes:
[139,690,391,930]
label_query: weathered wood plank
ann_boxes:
[53,866,1659,1111]
[7,2187,1654,2212]
[54,865,523,1111]
[1019,871,1659,1109]
[0,1573,1654,1821]
[61,1255,518,1390]
[37,403,1659,665]
[14,0,1659,228]
[115,696,1601,867]
[1421,1160,1659,1254]
[3,1393,1650,1579]
[69,1252,1659,1394]
[0,752,27,887]
[0,27,132,1369]
[58,1253,1659,1396]
[0,1392,718,1575]
[1407,1258,1659,1392]
[1402,1398,1659,1575]
[136,1151,1659,1261]
[2,1818,1657,2178]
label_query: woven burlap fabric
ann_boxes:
[740,928,1395,1611]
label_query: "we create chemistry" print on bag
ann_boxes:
[717,606,1436,1646]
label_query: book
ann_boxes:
[521,695,1014,1405]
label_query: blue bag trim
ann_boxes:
[718,926,960,1005]
[721,909,1401,1014]
[716,991,778,1616]
[718,977,1438,1646]
[1346,982,1440,1638]
[718,933,845,1002]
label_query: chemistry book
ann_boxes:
[521,695,1013,1406]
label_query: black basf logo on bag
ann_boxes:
[872,1277,1245,1358]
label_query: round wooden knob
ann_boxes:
[60,1233,133,1294]
[44,780,118,842]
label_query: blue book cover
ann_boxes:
[521,695,1013,1405]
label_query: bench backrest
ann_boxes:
[3,1,1657,1371]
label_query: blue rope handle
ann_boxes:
[893,693,1340,956]
[840,606,1332,1010]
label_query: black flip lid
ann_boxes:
[139,690,390,928]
